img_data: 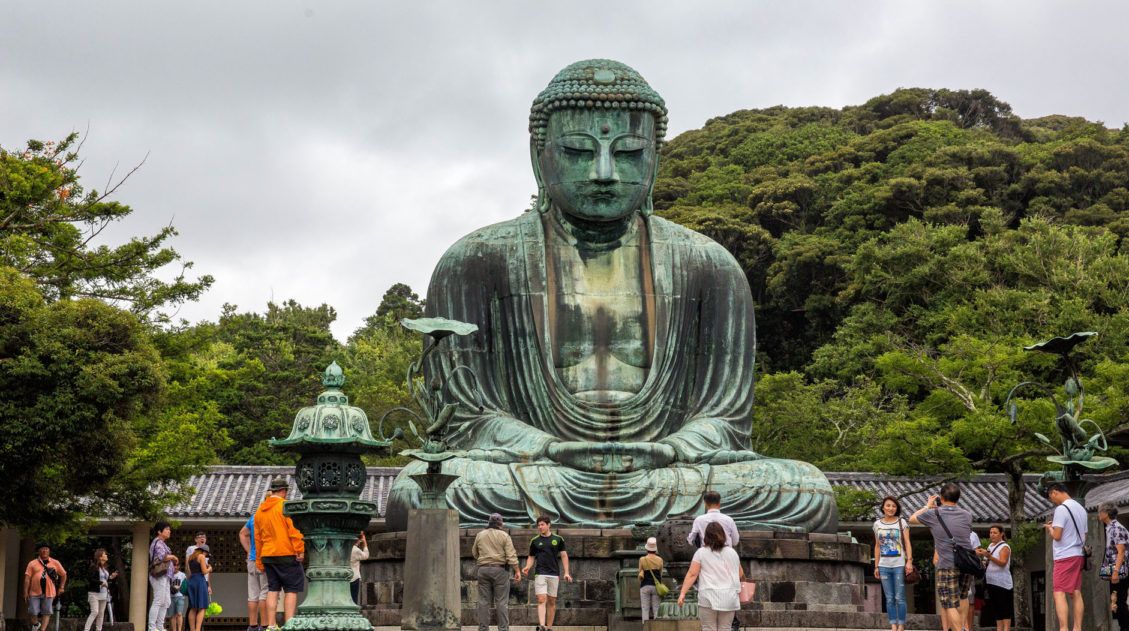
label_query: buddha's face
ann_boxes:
[538,108,656,222]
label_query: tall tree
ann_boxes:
[0,134,213,322]
[0,268,218,539]
[158,300,341,464]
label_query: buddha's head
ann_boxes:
[529,59,668,222]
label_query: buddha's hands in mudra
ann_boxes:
[546,441,676,473]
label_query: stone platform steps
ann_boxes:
[366,606,609,627]
[364,606,942,630]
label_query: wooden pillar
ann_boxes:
[129,523,151,630]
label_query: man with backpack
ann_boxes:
[1045,482,1088,631]
[910,483,978,631]
[23,542,67,631]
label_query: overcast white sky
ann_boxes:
[4,1,1128,340]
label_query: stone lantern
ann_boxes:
[271,361,395,631]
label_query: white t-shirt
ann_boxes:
[691,546,741,611]
[984,542,1012,589]
[873,518,908,568]
[688,510,740,547]
[350,545,369,581]
[1051,498,1088,560]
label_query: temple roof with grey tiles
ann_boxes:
[824,472,1054,523]
[161,465,400,521]
[148,465,1125,525]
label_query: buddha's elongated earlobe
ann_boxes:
[530,139,551,214]
[641,150,659,217]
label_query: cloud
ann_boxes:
[3,0,1127,339]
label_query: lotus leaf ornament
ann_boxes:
[400,317,478,341]
[1024,331,1097,355]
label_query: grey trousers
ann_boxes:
[698,605,735,631]
[476,566,511,631]
[640,585,659,622]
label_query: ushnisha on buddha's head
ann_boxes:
[529,59,669,223]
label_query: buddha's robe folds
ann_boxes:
[385,211,837,532]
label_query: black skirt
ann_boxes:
[981,583,1014,624]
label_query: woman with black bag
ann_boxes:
[84,549,118,631]
[1099,504,1129,630]
[976,525,1012,631]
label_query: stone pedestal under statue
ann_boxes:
[363,526,941,630]
[400,509,460,631]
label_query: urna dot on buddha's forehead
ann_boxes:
[529,59,669,149]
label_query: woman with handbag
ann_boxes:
[873,496,912,631]
[1099,504,1129,630]
[677,523,743,631]
[638,537,665,622]
[84,548,118,631]
[976,525,1012,631]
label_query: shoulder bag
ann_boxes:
[895,518,922,584]
[935,509,985,579]
[647,569,670,597]
[739,580,757,604]
[149,540,170,578]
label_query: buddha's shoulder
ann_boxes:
[648,215,742,269]
[438,213,537,262]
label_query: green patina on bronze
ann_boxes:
[387,59,838,532]
[1006,331,1116,495]
[272,362,394,631]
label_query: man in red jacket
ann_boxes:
[254,478,305,631]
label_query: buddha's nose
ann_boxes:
[591,145,619,183]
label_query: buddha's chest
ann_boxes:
[547,241,652,402]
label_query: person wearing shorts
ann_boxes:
[240,513,271,631]
[522,516,571,631]
[910,483,975,631]
[24,542,67,631]
[1045,483,1087,631]
[254,478,305,631]
[170,561,188,631]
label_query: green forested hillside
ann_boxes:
[655,88,1129,476]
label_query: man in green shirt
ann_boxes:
[522,516,572,631]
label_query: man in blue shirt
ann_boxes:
[239,515,271,631]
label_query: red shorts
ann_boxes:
[1053,556,1085,593]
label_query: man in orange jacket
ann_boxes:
[254,478,305,630]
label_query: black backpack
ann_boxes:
[935,509,985,579]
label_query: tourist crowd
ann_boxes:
[868,481,1127,631]
[19,479,1128,631]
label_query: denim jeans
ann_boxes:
[878,565,907,624]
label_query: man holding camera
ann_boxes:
[23,542,67,631]
[910,483,974,631]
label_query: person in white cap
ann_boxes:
[638,537,664,622]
